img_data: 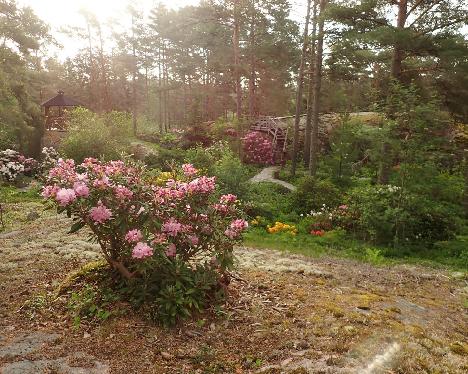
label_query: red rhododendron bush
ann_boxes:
[242,131,275,165]
[42,158,247,323]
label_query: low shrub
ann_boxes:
[244,182,294,221]
[290,176,342,215]
[60,108,131,162]
[213,153,250,199]
[42,158,248,324]
[344,184,461,246]
[144,147,186,171]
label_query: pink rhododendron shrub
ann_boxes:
[241,131,275,165]
[42,158,247,323]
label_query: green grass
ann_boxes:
[243,227,468,271]
[0,184,42,203]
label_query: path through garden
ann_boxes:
[0,202,467,373]
[249,166,297,191]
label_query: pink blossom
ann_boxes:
[125,229,143,243]
[220,194,237,204]
[55,188,76,206]
[230,219,248,231]
[89,202,112,223]
[224,229,237,239]
[187,235,199,246]
[162,218,184,237]
[182,163,198,177]
[93,176,111,189]
[213,204,229,214]
[187,176,216,194]
[73,182,89,197]
[339,205,348,210]
[224,219,248,239]
[41,184,59,198]
[165,243,176,258]
[151,233,167,245]
[115,185,133,200]
[132,242,153,259]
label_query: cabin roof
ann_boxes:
[41,91,83,108]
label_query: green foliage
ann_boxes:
[67,284,119,327]
[290,177,342,215]
[0,184,41,203]
[144,147,186,171]
[244,182,296,222]
[121,259,223,326]
[345,184,461,246]
[213,153,250,199]
[60,108,132,162]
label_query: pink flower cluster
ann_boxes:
[89,202,112,223]
[242,131,275,165]
[182,163,198,177]
[132,242,154,259]
[224,219,248,239]
[125,229,143,243]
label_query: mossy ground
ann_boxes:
[0,201,467,373]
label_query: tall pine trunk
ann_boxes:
[378,0,407,184]
[304,0,318,166]
[291,0,312,176]
[308,0,326,176]
[233,0,242,156]
[131,13,138,136]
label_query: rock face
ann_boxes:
[0,332,109,374]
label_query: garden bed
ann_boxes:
[0,203,467,373]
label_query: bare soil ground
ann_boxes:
[0,202,467,373]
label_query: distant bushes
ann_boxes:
[344,184,461,246]
[60,108,132,162]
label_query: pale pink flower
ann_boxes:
[89,202,112,223]
[151,233,167,245]
[55,188,76,206]
[339,204,348,210]
[187,176,216,194]
[162,218,183,237]
[132,242,153,259]
[165,243,176,258]
[41,184,59,198]
[224,228,237,239]
[230,219,248,231]
[115,185,133,200]
[93,176,111,189]
[220,194,237,204]
[187,234,199,246]
[224,219,248,239]
[125,229,143,243]
[73,182,89,197]
[182,163,198,177]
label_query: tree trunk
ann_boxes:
[379,0,407,184]
[308,0,326,176]
[233,0,242,156]
[291,0,312,176]
[131,13,138,136]
[248,7,256,119]
[464,149,468,218]
[304,0,318,166]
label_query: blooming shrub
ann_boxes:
[242,131,274,165]
[42,158,248,323]
[0,149,37,182]
[267,221,297,235]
